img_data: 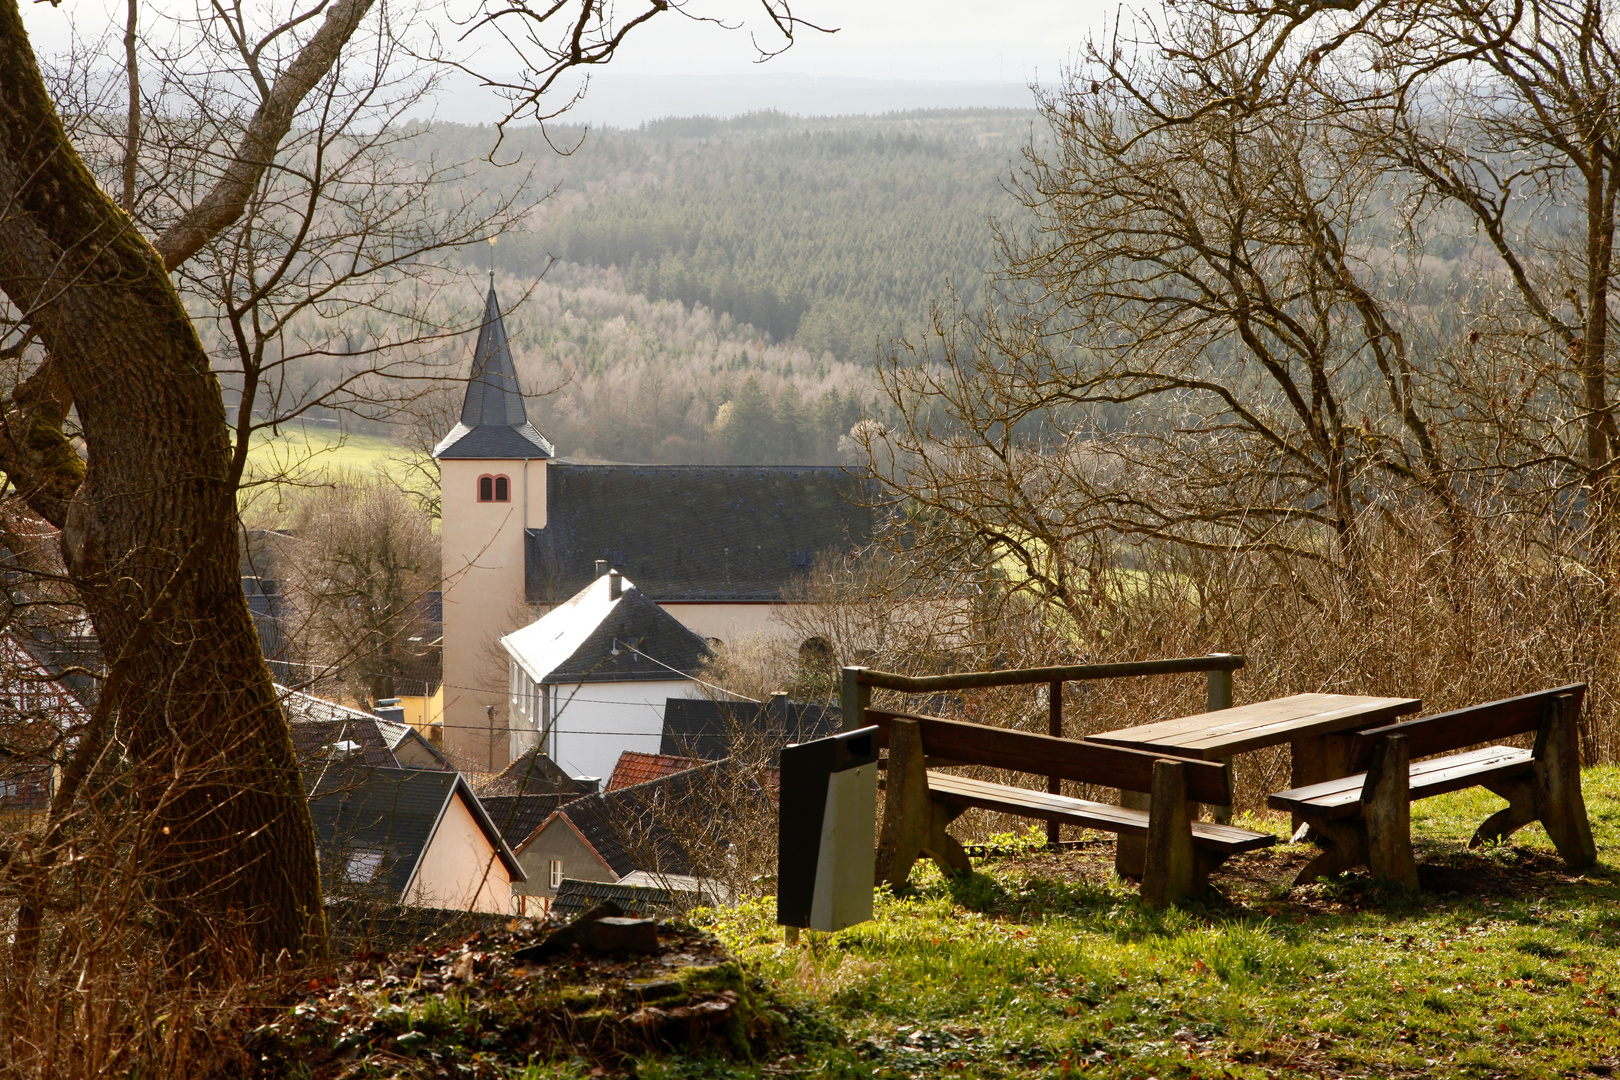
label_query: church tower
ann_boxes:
[434,283,553,773]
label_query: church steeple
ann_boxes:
[433,284,554,460]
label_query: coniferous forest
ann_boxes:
[381,110,1032,464]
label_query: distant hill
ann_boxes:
[405,109,1036,366]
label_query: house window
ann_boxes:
[478,474,511,502]
[345,849,384,883]
[549,859,564,889]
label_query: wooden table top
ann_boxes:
[1086,693,1422,760]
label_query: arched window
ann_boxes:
[477,474,511,503]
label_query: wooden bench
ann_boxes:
[868,709,1277,907]
[1268,684,1596,887]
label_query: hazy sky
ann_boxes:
[21,0,1117,84]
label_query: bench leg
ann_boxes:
[1292,817,1368,885]
[1192,848,1228,892]
[876,718,930,887]
[926,801,972,875]
[1471,775,1537,849]
[1363,734,1419,889]
[1142,759,1196,908]
[876,718,973,885]
[1533,695,1597,869]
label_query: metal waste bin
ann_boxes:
[777,725,879,932]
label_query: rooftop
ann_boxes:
[525,464,879,603]
[501,573,711,686]
[606,750,703,792]
[433,285,553,462]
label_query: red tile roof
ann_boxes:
[606,751,702,792]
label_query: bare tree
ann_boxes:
[864,10,1465,626]
[275,477,438,704]
[0,0,814,975]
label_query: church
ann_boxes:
[433,285,877,772]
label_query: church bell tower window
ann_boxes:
[478,474,511,503]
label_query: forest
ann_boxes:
[344,110,1032,464]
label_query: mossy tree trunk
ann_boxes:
[0,0,324,966]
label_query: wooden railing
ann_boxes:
[840,654,1246,841]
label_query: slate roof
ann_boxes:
[519,759,757,877]
[434,286,553,461]
[308,766,524,901]
[606,751,702,792]
[481,745,601,798]
[551,877,709,919]
[281,686,451,776]
[482,748,605,799]
[660,698,841,760]
[501,574,712,685]
[478,793,577,848]
[524,465,879,603]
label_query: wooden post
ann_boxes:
[875,718,929,886]
[1361,734,1419,889]
[1206,657,1234,824]
[874,718,970,885]
[1533,693,1597,868]
[1047,679,1062,848]
[1288,733,1355,838]
[1142,759,1196,908]
[840,666,870,733]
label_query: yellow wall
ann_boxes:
[439,457,546,772]
[399,683,444,735]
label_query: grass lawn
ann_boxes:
[237,425,428,521]
[684,766,1620,1080]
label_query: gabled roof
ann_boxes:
[308,767,525,900]
[516,759,759,877]
[500,573,711,685]
[661,698,841,760]
[478,793,577,848]
[280,685,451,775]
[606,751,702,792]
[525,464,880,603]
[433,285,553,461]
[480,744,600,797]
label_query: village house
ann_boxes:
[509,760,751,914]
[498,568,711,780]
[0,631,92,817]
[432,284,878,772]
[309,765,523,914]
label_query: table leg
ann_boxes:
[1289,734,1355,837]
[1116,790,1149,879]
[1212,756,1233,824]
[1117,785,1202,877]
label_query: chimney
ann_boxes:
[595,559,608,578]
[769,690,789,733]
[609,569,623,599]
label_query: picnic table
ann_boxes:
[1087,693,1421,868]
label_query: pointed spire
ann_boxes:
[432,284,554,461]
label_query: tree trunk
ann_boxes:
[0,0,325,968]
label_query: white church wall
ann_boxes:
[539,678,698,782]
[632,602,780,647]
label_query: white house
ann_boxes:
[499,568,712,781]
[431,283,879,772]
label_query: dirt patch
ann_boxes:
[244,919,810,1079]
[983,830,1602,918]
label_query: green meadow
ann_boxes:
[237,425,427,522]
[675,769,1620,1080]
